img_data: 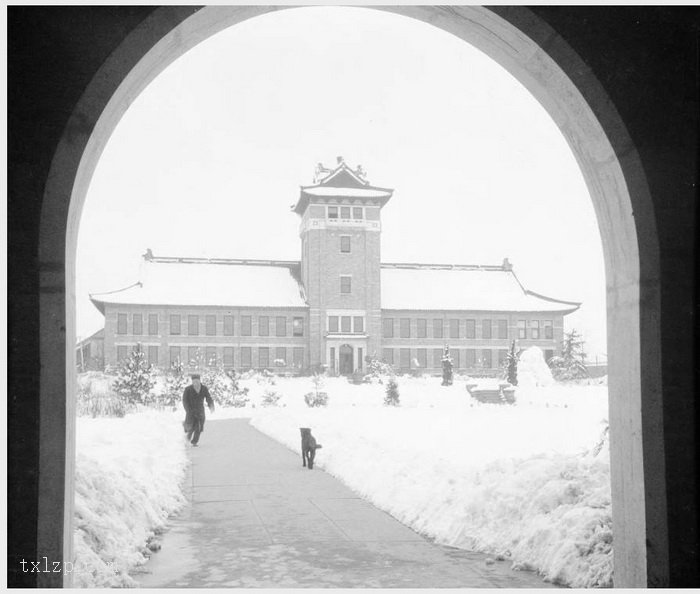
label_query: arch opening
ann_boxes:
[37,5,663,587]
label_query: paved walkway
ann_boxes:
[135,419,549,588]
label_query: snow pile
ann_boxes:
[235,375,611,587]
[73,410,187,587]
[518,346,555,388]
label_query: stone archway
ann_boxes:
[35,6,666,587]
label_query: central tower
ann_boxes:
[293,157,393,373]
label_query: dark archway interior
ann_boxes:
[7,6,698,587]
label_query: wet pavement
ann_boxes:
[134,418,550,588]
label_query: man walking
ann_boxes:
[182,374,215,446]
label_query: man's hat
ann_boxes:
[190,373,201,380]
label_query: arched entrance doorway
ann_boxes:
[33,6,671,587]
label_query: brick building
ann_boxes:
[91,158,579,375]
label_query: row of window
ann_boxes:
[116,344,305,369]
[383,347,556,369]
[328,205,364,220]
[327,315,364,334]
[382,318,554,340]
[116,313,305,338]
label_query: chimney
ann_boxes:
[502,257,513,271]
[336,156,344,165]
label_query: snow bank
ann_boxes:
[73,410,187,587]
[226,375,611,587]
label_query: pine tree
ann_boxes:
[112,347,155,405]
[384,377,400,406]
[161,361,189,410]
[549,329,589,380]
[504,340,519,386]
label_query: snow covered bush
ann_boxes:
[112,348,155,406]
[384,377,400,406]
[504,340,519,386]
[261,389,282,407]
[76,385,133,418]
[304,374,329,407]
[219,370,250,407]
[363,357,395,384]
[518,347,555,388]
[156,363,188,411]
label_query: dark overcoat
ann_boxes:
[182,384,214,434]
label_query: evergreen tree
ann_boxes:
[161,361,189,410]
[112,346,155,405]
[384,377,400,406]
[549,329,589,380]
[504,340,519,386]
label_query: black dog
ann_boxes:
[300,427,322,469]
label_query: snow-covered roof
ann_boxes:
[90,258,307,312]
[301,186,392,199]
[380,265,580,313]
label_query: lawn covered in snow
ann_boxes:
[74,353,611,588]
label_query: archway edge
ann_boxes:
[38,5,664,588]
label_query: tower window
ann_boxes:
[353,207,363,219]
[340,275,351,294]
[341,316,352,333]
[340,206,351,219]
[340,236,351,253]
[293,317,304,337]
[328,206,338,219]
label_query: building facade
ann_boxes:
[91,158,579,375]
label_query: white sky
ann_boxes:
[76,6,607,357]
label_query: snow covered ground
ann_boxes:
[74,354,611,587]
[73,409,187,587]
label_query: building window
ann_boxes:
[258,316,269,337]
[117,345,127,361]
[205,347,217,367]
[433,319,443,339]
[482,319,492,340]
[383,348,394,365]
[147,345,158,366]
[276,316,287,337]
[544,320,553,339]
[449,319,459,339]
[433,348,442,367]
[188,315,199,336]
[328,206,338,219]
[544,349,554,362]
[328,316,339,333]
[452,349,460,369]
[241,315,252,336]
[417,319,427,338]
[383,318,394,338]
[223,315,234,336]
[518,320,526,339]
[465,319,476,339]
[117,313,127,335]
[132,313,143,335]
[188,346,198,366]
[531,320,540,340]
[352,207,363,220]
[275,347,286,366]
[482,349,493,368]
[293,347,304,368]
[353,316,364,333]
[329,347,336,373]
[259,347,270,369]
[340,275,351,294]
[241,347,252,369]
[293,317,304,337]
[417,348,427,368]
[170,314,181,335]
[465,349,476,368]
[169,346,181,367]
[341,316,352,333]
[400,348,410,370]
[148,314,158,335]
[340,206,351,219]
[205,315,216,336]
[498,349,508,367]
[340,235,351,253]
[398,318,410,338]
[223,347,234,367]
[497,319,508,339]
